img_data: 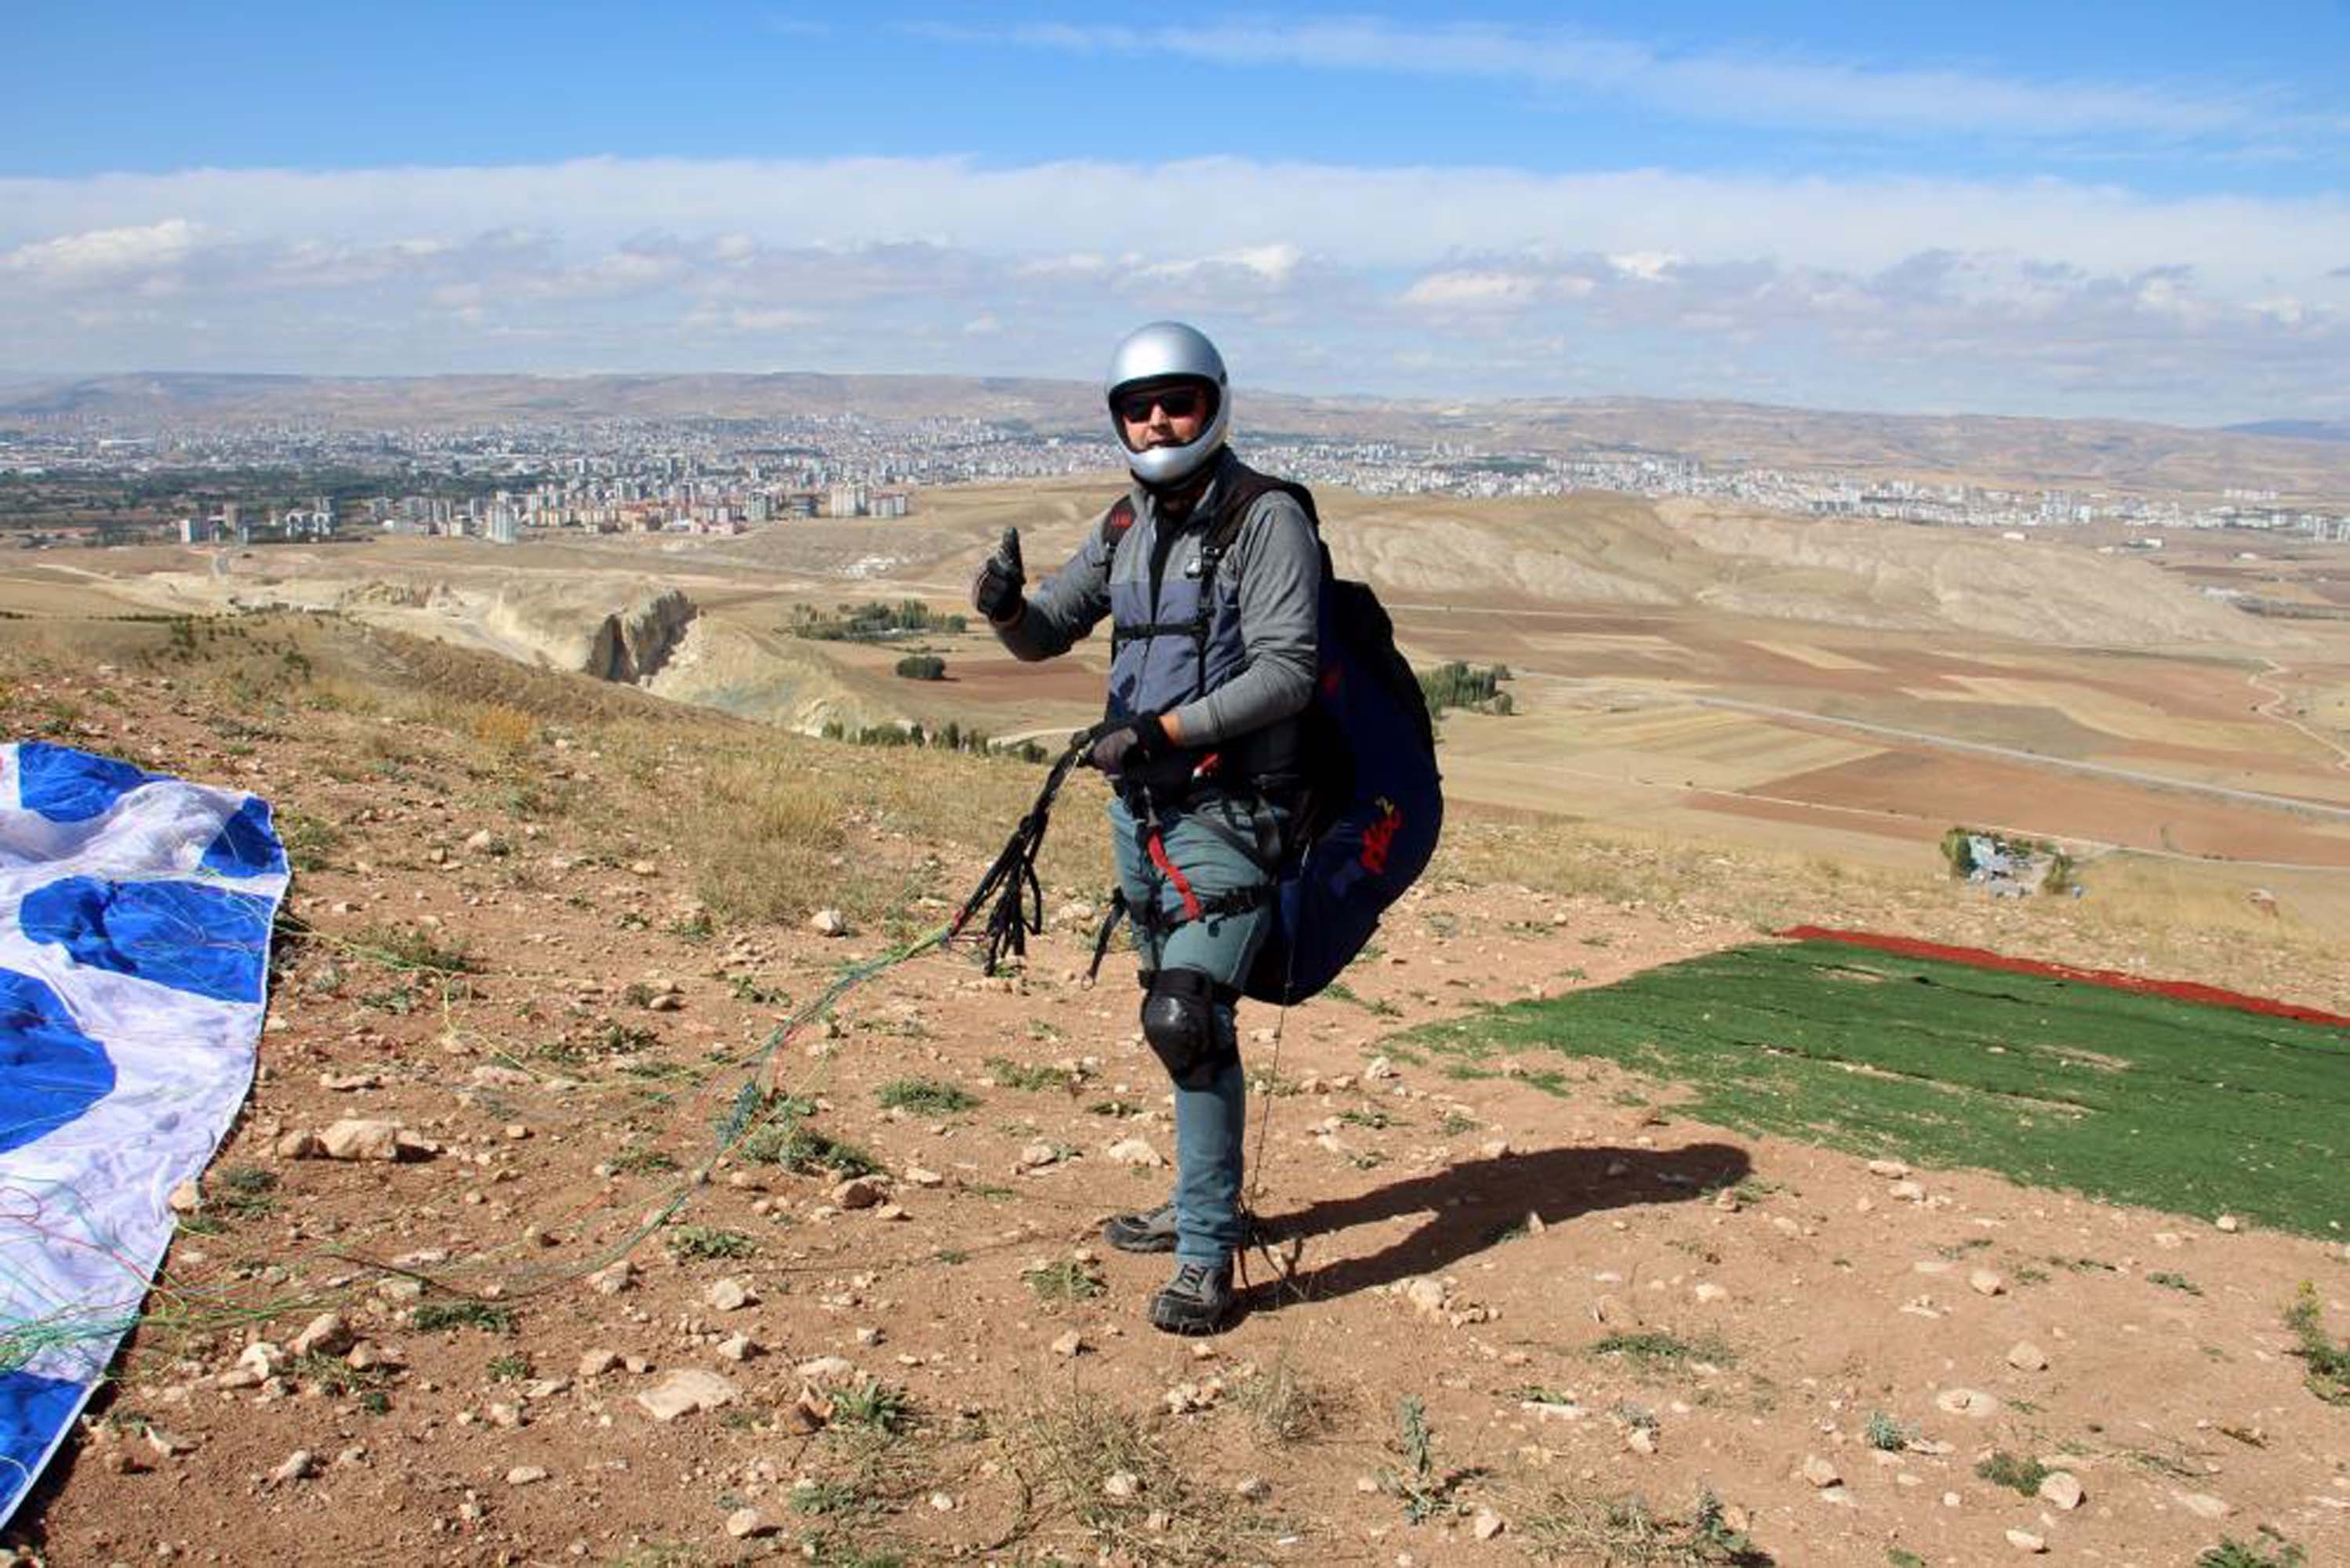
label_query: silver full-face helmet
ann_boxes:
[1105,321,1230,488]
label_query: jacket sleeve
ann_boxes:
[993,515,1113,660]
[1167,492,1320,745]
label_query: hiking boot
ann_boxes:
[1149,1261,1236,1335]
[1102,1200,1179,1254]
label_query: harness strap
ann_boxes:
[1084,887,1130,985]
[1124,882,1273,935]
[1145,829,1204,922]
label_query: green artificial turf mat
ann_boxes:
[1405,938,2350,1236]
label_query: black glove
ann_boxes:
[1088,713,1169,775]
[972,527,1025,624]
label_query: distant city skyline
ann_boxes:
[4,2,2346,425]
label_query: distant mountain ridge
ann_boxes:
[2225,419,2350,444]
[6,372,2348,503]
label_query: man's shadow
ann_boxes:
[1244,1141,1752,1312]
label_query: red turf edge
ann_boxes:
[1776,926,2350,1029]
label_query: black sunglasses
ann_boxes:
[1116,387,1204,423]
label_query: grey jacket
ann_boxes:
[994,448,1320,757]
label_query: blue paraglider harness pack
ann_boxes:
[1084,474,1444,1005]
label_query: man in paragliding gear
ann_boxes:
[971,321,1320,1334]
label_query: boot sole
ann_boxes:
[1103,1229,1179,1255]
[1149,1300,1233,1335]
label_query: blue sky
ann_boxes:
[4,3,2346,423]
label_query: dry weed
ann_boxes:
[1231,1349,1347,1446]
[1008,1385,1269,1566]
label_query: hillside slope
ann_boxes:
[1,612,2345,1566]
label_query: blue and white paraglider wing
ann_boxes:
[0,742,285,1526]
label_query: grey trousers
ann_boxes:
[1107,792,1283,1265]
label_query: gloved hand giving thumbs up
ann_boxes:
[972,527,1025,625]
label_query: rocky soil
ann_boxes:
[2,626,2347,1568]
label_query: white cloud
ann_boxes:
[0,218,198,285]
[0,156,2342,419]
[1400,270,1548,310]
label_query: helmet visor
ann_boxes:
[1113,385,1207,424]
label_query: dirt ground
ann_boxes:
[3,630,2347,1568]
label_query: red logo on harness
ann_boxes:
[1360,797,1402,874]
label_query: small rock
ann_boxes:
[1693,1282,1729,1303]
[705,1277,755,1312]
[903,1166,945,1189]
[143,1426,196,1458]
[1626,1426,1658,1455]
[506,1466,547,1487]
[715,1333,759,1363]
[724,1508,766,1539]
[833,1177,886,1210]
[2006,1528,2047,1553]
[167,1180,201,1214]
[1801,1455,1841,1488]
[318,1119,405,1161]
[2174,1491,2233,1520]
[1102,1470,1143,1501]
[1968,1269,2007,1297]
[1866,1159,1910,1178]
[1019,1142,1061,1170]
[577,1349,621,1378]
[1364,1055,1397,1080]
[1233,1476,1272,1501]
[270,1450,316,1485]
[2215,1214,2241,1233]
[1889,1179,1926,1202]
[796,1356,857,1383]
[1933,1387,1999,1417]
[2007,1341,2049,1371]
[1105,1137,1165,1168]
[809,909,848,938]
[1051,1330,1088,1358]
[1403,1277,1449,1318]
[465,829,496,851]
[2038,1472,2084,1510]
[289,1312,352,1358]
[1473,1507,1505,1541]
[586,1260,635,1296]
[636,1368,738,1422]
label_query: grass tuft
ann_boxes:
[1233,1352,1344,1446]
[411,1301,515,1334]
[1022,1259,1104,1303]
[985,1055,1076,1091]
[875,1078,977,1116]
[1520,1486,1771,1565]
[1009,1387,1262,1567]
[1591,1330,1735,1374]
[2285,1282,2350,1405]
[665,1226,756,1261]
[1974,1450,2051,1495]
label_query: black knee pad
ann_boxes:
[1139,968,1237,1091]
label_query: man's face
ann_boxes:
[1116,381,1211,452]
